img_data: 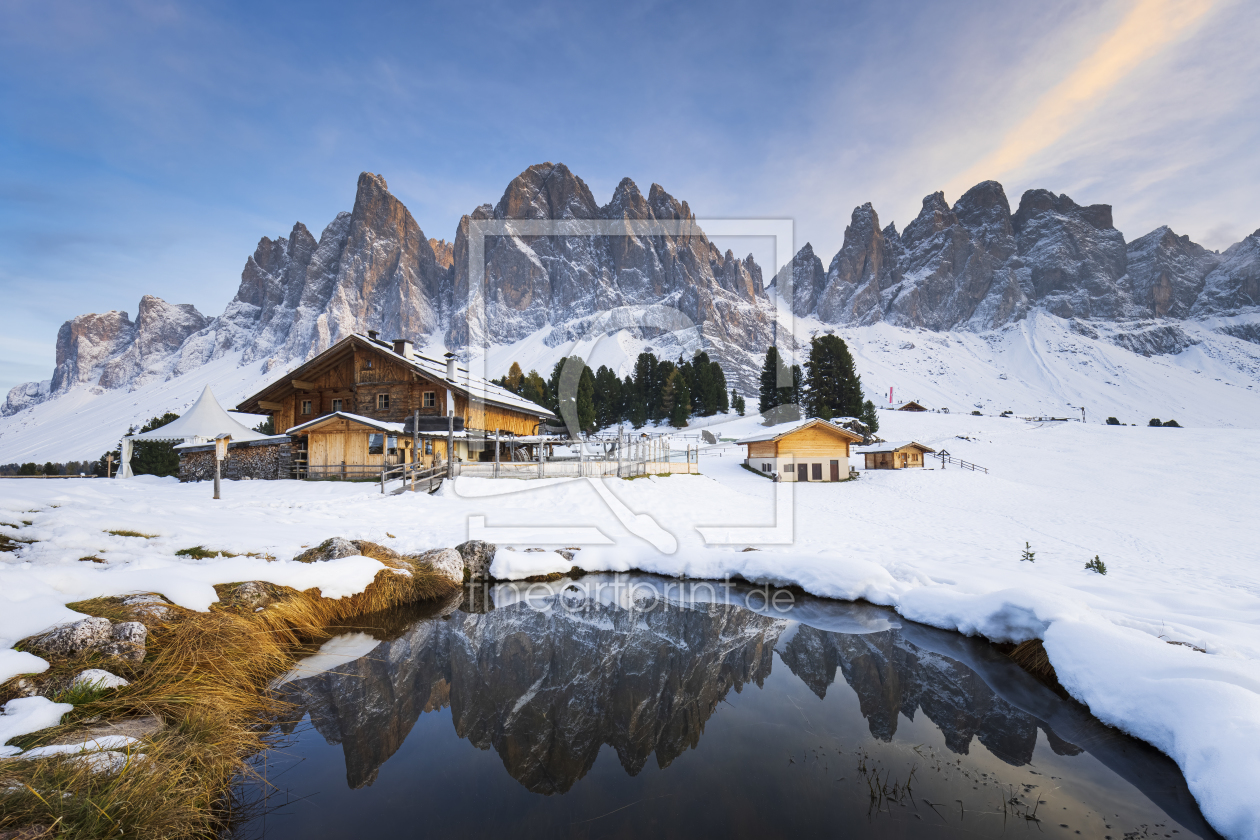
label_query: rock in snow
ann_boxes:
[25,616,147,664]
[70,668,130,690]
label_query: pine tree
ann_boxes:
[576,365,597,434]
[504,361,524,394]
[732,390,746,416]
[653,359,676,422]
[804,335,864,419]
[131,412,181,477]
[710,362,729,414]
[758,346,782,413]
[662,368,691,428]
[593,365,623,429]
[691,352,715,415]
[521,370,549,410]
[1021,542,1036,563]
[859,399,879,434]
[551,357,597,434]
[624,375,645,428]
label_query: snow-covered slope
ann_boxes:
[3,307,1260,462]
[0,354,272,463]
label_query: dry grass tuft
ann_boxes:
[104,530,156,539]
[1,554,460,838]
[1005,638,1068,696]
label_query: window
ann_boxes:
[301,400,312,415]
[812,463,822,481]
[387,435,398,456]
[762,463,771,473]
[377,393,390,410]
[369,434,384,455]
[424,440,433,455]
[332,399,343,412]
[365,358,373,369]
[423,391,436,408]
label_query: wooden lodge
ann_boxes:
[893,400,928,412]
[736,418,864,482]
[235,332,556,477]
[858,440,935,470]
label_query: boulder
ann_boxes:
[101,622,147,664]
[410,548,464,587]
[121,594,170,620]
[70,669,130,691]
[293,537,359,563]
[27,617,112,658]
[455,540,496,581]
[227,581,274,610]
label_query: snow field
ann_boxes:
[0,411,1257,836]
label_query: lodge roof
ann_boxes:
[856,440,936,454]
[236,333,556,420]
[736,417,865,445]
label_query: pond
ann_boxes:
[232,574,1218,839]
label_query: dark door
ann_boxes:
[811,463,822,481]
[830,460,840,481]
[797,463,808,482]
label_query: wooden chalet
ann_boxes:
[736,418,864,482]
[858,440,935,470]
[894,400,928,412]
[236,332,556,477]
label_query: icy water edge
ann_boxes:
[232,574,1218,840]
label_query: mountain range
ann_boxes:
[2,162,1259,449]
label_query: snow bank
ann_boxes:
[1,409,1258,836]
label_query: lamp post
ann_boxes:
[213,434,231,499]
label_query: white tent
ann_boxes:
[120,386,271,478]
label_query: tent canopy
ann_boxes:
[127,386,269,444]
[121,386,271,479]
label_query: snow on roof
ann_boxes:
[285,410,473,439]
[856,440,936,453]
[286,411,406,436]
[127,386,270,444]
[356,335,556,419]
[236,333,557,421]
[735,417,863,444]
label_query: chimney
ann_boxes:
[444,351,457,381]
[392,339,414,360]
[367,330,379,341]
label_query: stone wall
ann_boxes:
[179,437,292,482]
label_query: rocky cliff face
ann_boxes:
[6,164,774,414]
[7,295,210,415]
[783,183,1258,339]
[7,168,1259,417]
[448,163,774,384]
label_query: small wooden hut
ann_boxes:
[858,440,935,469]
[736,418,864,482]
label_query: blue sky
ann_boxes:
[1,0,1257,392]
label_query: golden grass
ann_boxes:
[0,549,459,839]
[103,530,156,539]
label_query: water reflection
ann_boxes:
[272,575,1213,836]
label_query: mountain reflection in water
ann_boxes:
[261,575,1215,838]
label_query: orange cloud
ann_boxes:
[946,0,1215,197]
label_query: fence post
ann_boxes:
[494,430,500,479]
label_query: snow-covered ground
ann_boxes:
[5,311,1260,463]
[1,409,1258,837]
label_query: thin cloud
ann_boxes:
[945,0,1216,198]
